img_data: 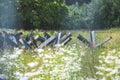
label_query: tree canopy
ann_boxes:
[17,0,68,29]
[0,0,120,30]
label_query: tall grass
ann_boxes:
[0,28,120,80]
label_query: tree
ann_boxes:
[62,0,120,29]
[98,0,120,28]
[17,0,68,30]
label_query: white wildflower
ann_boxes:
[81,51,85,56]
[9,54,18,59]
[96,71,104,75]
[27,62,38,68]
[32,78,42,80]
[116,59,120,65]
[19,77,29,80]
[106,69,118,77]
[99,60,103,63]
[105,68,112,72]
[54,44,62,47]
[105,58,113,64]
[43,59,49,63]
[44,54,53,59]
[0,74,8,80]
[0,57,6,61]
[110,69,118,75]
[101,52,105,55]
[99,56,105,59]
[24,71,40,77]
[15,49,23,55]
[59,48,66,52]
[38,53,44,57]
[112,49,116,53]
[48,48,51,51]
[35,49,44,53]
[15,71,23,77]
[95,66,106,71]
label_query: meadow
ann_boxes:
[0,28,120,80]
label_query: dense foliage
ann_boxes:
[62,0,120,29]
[99,0,120,28]
[0,0,68,29]
[17,0,68,30]
[0,0,120,29]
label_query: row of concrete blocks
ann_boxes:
[0,31,72,50]
[0,31,112,50]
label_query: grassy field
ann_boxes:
[0,28,120,80]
